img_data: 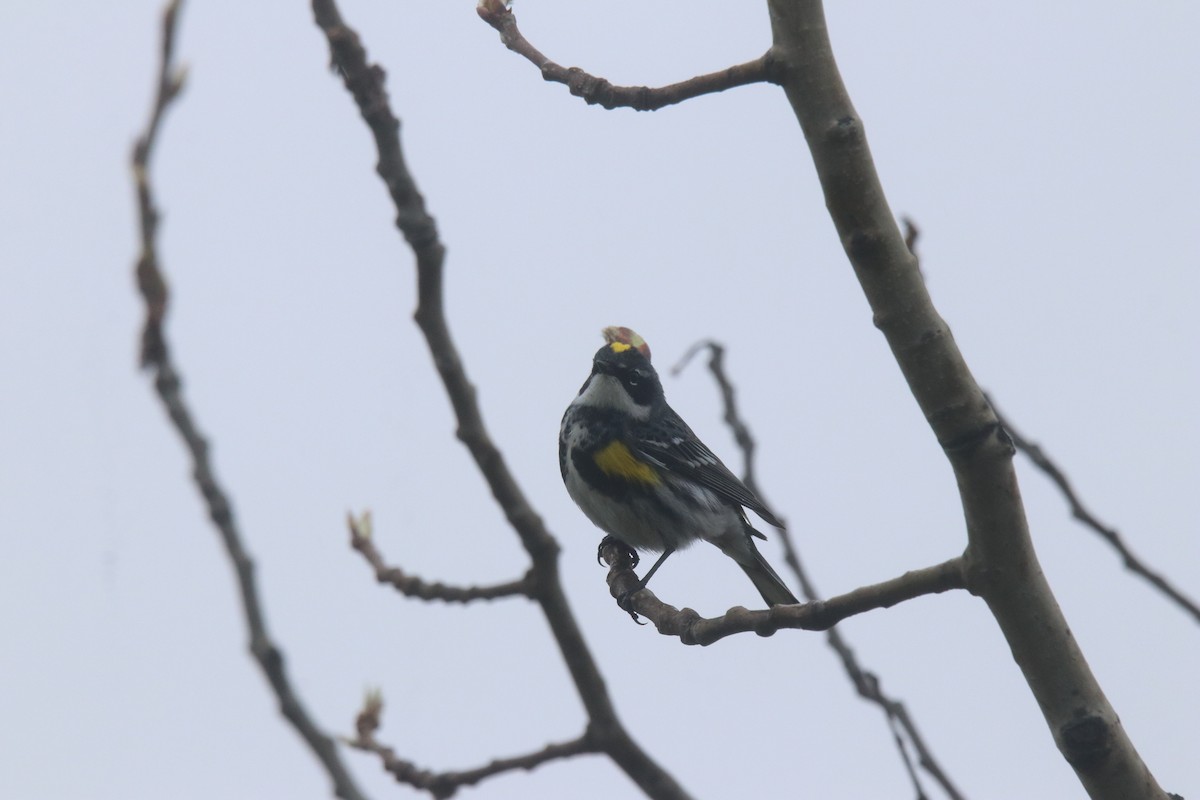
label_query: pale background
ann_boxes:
[1,2,1197,798]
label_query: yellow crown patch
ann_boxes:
[601,326,651,361]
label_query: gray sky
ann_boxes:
[2,2,1197,798]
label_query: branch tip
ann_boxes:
[479,5,772,111]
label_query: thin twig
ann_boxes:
[347,512,534,601]
[310,2,691,797]
[674,341,967,800]
[671,341,762,491]
[350,692,598,800]
[131,4,368,799]
[476,0,777,111]
[602,542,966,646]
[902,215,921,257]
[986,394,1200,625]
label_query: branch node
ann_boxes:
[1059,714,1114,768]
[986,392,1200,625]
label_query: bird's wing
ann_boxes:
[632,412,784,529]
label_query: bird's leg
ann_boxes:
[637,547,674,588]
[616,546,675,618]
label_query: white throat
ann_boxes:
[572,374,651,421]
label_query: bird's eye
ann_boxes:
[626,373,640,387]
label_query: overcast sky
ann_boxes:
[2,2,1197,799]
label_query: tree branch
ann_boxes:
[671,342,764,492]
[910,221,1195,628]
[766,3,1166,798]
[311,2,690,797]
[347,512,534,602]
[984,394,1200,625]
[674,340,968,800]
[349,692,598,800]
[131,4,368,799]
[476,0,777,111]
[602,543,965,646]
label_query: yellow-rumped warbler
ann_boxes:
[559,327,798,607]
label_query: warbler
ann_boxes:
[559,327,798,607]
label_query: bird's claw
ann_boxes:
[616,588,646,624]
[596,535,639,568]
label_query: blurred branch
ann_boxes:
[985,394,1200,626]
[477,0,777,111]
[347,512,534,602]
[674,341,967,800]
[603,542,965,646]
[131,3,368,799]
[671,342,763,491]
[311,2,690,797]
[768,4,1166,797]
[132,0,185,368]
[350,692,597,799]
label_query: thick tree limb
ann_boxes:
[477,0,777,111]
[347,512,534,602]
[766,3,1166,798]
[602,542,965,646]
[350,692,598,800]
[674,341,967,800]
[311,2,690,797]
[131,4,368,799]
[985,394,1200,626]
[910,218,1196,626]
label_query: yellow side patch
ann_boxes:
[609,342,632,353]
[594,440,660,485]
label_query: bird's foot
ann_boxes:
[596,535,639,569]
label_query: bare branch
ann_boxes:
[131,4,367,799]
[311,2,690,797]
[476,0,776,111]
[602,543,965,646]
[675,340,967,800]
[347,512,534,602]
[767,4,1167,797]
[671,341,762,492]
[986,394,1200,625]
[132,0,185,369]
[349,692,598,800]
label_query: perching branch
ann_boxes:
[985,395,1200,626]
[477,0,777,111]
[349,692,598,800]
[347,512,534,602]
[131,4,368,800]
[311,2,690,797]
[602,542,965,646]
[766,3,1166,797]
[674,340,968,800]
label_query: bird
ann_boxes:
[559,326,798,607]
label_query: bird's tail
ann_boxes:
[722,531,799,607]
